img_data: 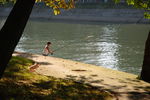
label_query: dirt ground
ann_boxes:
[13,52,150,100]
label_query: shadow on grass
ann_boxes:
[13,52,53,66]
[13,51,39,59]
[65,74,150,100]
[0,55,113,100]
[66,75,104,84]
[0,77,113,100]
[10,52,150,100]
[32,78,113,100]
[37,61,53,65]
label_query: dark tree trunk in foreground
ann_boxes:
[141,31,150,83]
[0,0,35,78]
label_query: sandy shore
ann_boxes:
[13,52,150,100]
[0,7,149,24]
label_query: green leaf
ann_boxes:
[114,0,120,4]
[127,0,135,5]
[144,12,150,19]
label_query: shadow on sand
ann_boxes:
[66,74,150,100]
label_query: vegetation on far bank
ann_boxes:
[0,2,134,9]
[0,56,113,100]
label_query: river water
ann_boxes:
[0,19,149,75]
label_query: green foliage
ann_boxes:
[36,0,76,15]
[0,0,76,15]
[1,0,150,17]
[0,0,15,4]
[114,0,150,19]
[76,2,132,9]
[114,0,120,4]
[144,12,150,19]
[0,56,113,100]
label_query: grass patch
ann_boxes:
[0,56,114,100]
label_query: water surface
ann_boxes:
[0,19,149,75]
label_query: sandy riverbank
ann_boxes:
[13,52,150,100]
[0,7,149,24]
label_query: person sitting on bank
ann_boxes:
[42,42,53,56]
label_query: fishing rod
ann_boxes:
[52,35,94,53]
[53,44,69,52]
[42,41,69,55]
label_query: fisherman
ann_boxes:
[42,42,53,56]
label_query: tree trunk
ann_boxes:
[0,0,35,78]
[141,31,150,83]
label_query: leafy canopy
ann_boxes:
[0,0,76,15]
[1,0,150,17]
[114,0,150,18]
[36,0,76,15]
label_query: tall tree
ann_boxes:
[115,0,150,82]
[0,0,36,78]
[141,31,150,82]
[0,0,75,78]
[134,1,150,83]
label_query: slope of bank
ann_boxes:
[0,56,113,100]
[13,52,150,100]
[0,7,149,24]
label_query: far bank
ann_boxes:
[0,7,149,24]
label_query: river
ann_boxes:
[0,19,149,75]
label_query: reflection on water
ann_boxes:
[97,25,120,69]
[0,19,5,29]
[16,35,27,52]
[0,19,148,75]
